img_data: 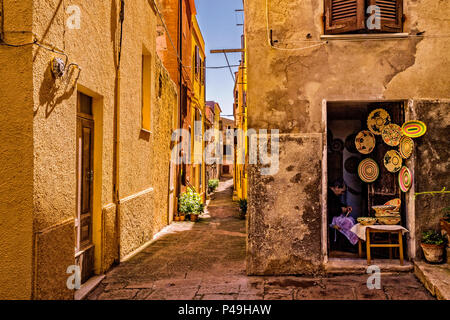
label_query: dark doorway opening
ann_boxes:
[327,101,408,260]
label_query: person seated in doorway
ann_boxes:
[328,179,359,252]
[328,178,352,219]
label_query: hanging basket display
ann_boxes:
[367,108,391,135]
[384,150,403,173]
[331,139,344,152]
[382,123,403,147]
[355,130,376,155]
[345,156,360,174]
[399,166,413,192]
[402,120,427,138]
[358,158,380,183]
[399,136,414,159]
[345,133,359,154]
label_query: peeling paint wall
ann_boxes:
[245,0,450,274]
[247,135,323,275]
[0,0,177,299]
[413,100,450,257]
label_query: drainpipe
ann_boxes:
[177,0,183,199]
[113,0,125,262]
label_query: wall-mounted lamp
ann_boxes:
[51,57,66,77]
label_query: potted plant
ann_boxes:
[238,199,247,220]
[208,179,219,194]
[190,202,205,222]
[421,230,447,264]
[178,188,204,222]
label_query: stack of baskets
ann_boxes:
[373,199,401,225]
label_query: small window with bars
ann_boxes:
[324,0,403,35]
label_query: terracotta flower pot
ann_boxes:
[190,214,199,222]
[421,243,445,263]
[179,214,186,221]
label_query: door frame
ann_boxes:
[321,99,417,265]
[76,111,95,283]
[75,86,104,277]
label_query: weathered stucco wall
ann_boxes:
[413,100,450,257]
[0,0,34,300]
[1,0,176,299]
[247,135,323,275]
[245,0,450,273]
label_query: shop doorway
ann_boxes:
[326,102,407,260]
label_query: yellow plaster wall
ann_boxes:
[0,0,34,299]
[1,0,177,299]
[191,15,206,196]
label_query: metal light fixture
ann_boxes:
[51,57,65,77]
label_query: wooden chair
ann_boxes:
[358,228,404,265]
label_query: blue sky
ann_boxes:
[195,0,244,118]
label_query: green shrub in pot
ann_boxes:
[421,231,447,264]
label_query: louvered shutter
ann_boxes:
[324,0,365,34]
[369,0,403,33]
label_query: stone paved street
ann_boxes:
[87,179,434,300]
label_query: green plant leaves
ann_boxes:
[178,188,204,215]
[422,230,447,246]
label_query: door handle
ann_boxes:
[86,170,94,182]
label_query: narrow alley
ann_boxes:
[87,180,433,300]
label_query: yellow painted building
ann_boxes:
[233,35,248,201]
[0,1,177,299]
[191,16,206,200]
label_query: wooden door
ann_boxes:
[168,161,176,222]
[75,94,95,284]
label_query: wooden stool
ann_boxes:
[358,228,404,266]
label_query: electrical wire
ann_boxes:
[151,0,242,71]
[0,37,81,75]
[265,0,327,51]
[265,0,450,50]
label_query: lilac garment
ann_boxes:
[330,215,359,245]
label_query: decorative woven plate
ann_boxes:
[358,158,380,183]
[382,124,403,147]
[345,133,358,154]
[355,130,376,154]
[331,139,344,152]
[399,136,414,159]
[399,166,413,192]
[402,120,427,138]
[384,150,403,173]
[368,109,391,135]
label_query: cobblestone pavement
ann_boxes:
[87,179,434,300]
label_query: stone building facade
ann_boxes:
[244,0,450,275]
[156,0,197,200]
[0,0,177,299]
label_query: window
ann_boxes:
[324,0,403,35]
[194,46,200,78]
[141,52,152,131]
[201,58,206,85]
[78,92,93,116]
